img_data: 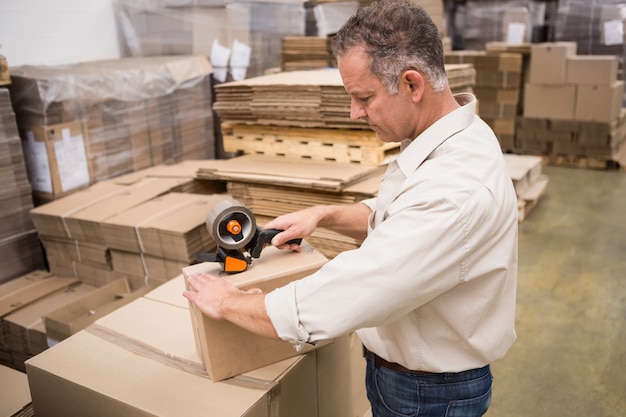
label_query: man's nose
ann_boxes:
[350,98,366,121]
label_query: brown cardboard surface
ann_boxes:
[3,282,95,356]
[196,154,380,192]
[0,270,77,318]
[566,55,619,85]
[143,274,189,309]
[523,83,577,120]
[575,81,625,123]
[316,332,370,417]
[0,364,31,416]
[26,295,318,417]
[528,42,577,84]
[183,244,329,381]
[101,192,231,261]
[62,177,192,244]
[30,180,126,239]
[43,278,152,343]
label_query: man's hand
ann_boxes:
[183,272,262,320]
[183,272,280,340]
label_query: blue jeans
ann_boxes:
[365,353,493,417]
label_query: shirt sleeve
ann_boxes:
[265,190,470,344]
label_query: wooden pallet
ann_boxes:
[222,124,399,165]
[541,154,622,170]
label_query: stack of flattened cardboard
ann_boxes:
[281,36,334,71]
[0,89,44,284]
[216,65,474,165]
[4,282,97,371]
[26,264,370,417]
[29,176,199,289]
[8,55,215,202]
[100,192,232,287]
[503,154,549,222]
[0,270,79,369]
[196,154,383,258]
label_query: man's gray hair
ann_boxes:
[331,0,448,94]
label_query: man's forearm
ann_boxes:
[313,202,371,240]
[218,293,281,340]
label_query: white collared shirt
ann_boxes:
[266,93,518,373]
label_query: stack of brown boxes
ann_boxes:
[520,42,626,167]
[0,89,44,284]
[8,55,216,203]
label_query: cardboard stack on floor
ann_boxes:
[29,162,224,289]
[503,154,549,222]
[0,88,45,285]
[0,270,79,369]
[8,55,215,203]
[519,42,626,168]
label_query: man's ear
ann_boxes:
[403,70,425,103]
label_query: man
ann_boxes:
[184,1,518,416]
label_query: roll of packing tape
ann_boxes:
[206,199,256,250]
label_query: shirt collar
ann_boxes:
[395,93,477,176]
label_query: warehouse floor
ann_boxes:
[485,165,626,417]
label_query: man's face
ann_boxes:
[338,47,419,143]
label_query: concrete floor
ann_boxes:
[486,165,626,417]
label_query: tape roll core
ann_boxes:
[206,199,256,250]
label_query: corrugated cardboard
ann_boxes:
[529,42,577,84]
[523,83,577,120]
[3,283,95,356]
[26,295,318,417]
[43,278,153,343]
[0,270,77,318]
[183,244,330,381]
[0,364,31,417]
[575,81,625,123]
[30,180,126,239]
[61,177,192,244]
[566,55,618,85]
[101,192,231,261]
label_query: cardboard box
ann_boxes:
[0,364,31,417]
[566,55,618,85]
[523,83,577,120]
[183,244,329,382]
[575,81,625,123]
[529,42,577,84]
[43,277,152,343]
[19,121,90,200]
[26,295,318,417]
